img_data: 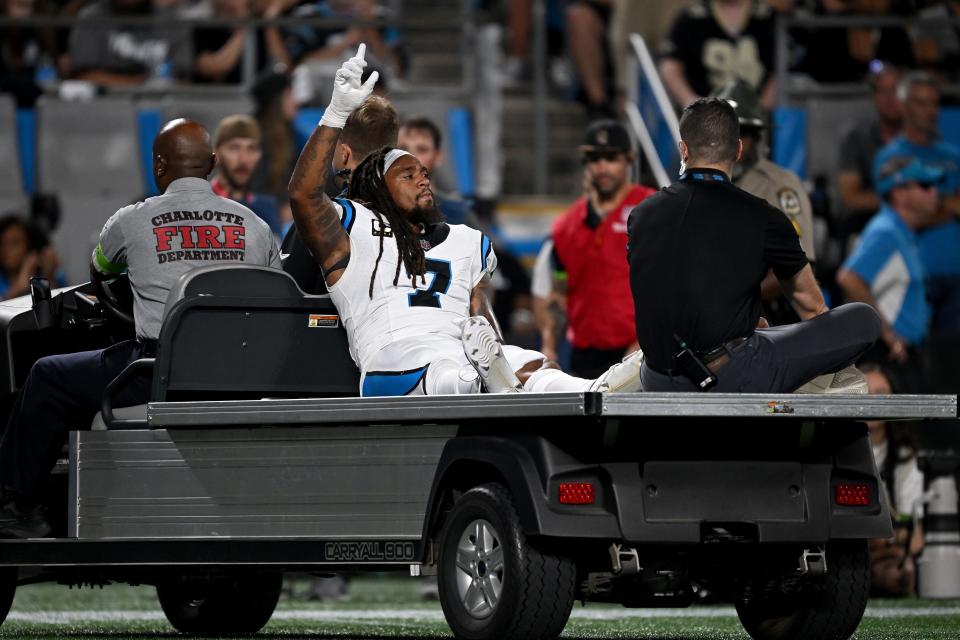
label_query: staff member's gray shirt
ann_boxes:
[93,177,281,340]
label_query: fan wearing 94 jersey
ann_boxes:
[289,45,643,396]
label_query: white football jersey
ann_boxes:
[326,198,497,373]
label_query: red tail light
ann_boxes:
[835,483,870,506]
[559,482,595,505]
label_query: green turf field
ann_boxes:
[2,576,958,639]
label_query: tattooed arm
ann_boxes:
[288,126,351,286]
[287,44,378,287]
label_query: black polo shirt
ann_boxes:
[627,168,808,372]
[281,226,328,295]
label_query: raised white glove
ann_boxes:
[319,43,380,129]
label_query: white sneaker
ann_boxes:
[461,317,523,393]
[794,365,868,394]
[589,349,644,393]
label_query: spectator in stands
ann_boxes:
[609,0,690,107]
[284,0,401,106]
[659,0,776,110]
[551,120,653,378]
[874,72,960,336]
[712,80,816,328]
[0,0,51,107]
[190,0,287,84]
[863,364,924,597]
[492,0,573,88]
[211,115,282,237]
[66,0,192,86]
[798,0,915,84]
[0,215,64,299]
[718,80,815,262]
[909,0,960,82]
[501,0,530,84]
[565,0,616,119]
[251,69,297,200]
[398,116,472,226]
[837,158,942,365]
[837,61,903,244]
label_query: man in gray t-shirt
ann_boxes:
[95,179,279,339]
[0,119,279,538]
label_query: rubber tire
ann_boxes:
[157,573,282,634]
[437,482,576,640]
[0,567,16,626]
[735,541,870,640]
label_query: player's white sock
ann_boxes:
[523,368,592,392]
[419,360,481,395]
[588,349,644,392]
[523,349,645,393]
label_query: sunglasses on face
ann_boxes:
[582,150,623,164]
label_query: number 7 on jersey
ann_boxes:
[408,258,452,308]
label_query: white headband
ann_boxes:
[380,148,414,179]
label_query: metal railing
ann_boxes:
[625,34,677,189]
[774,12,960,103]
[0,9,476,95]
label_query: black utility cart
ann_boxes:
[0,265,955,640]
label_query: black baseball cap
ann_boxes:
[579,120,633,154]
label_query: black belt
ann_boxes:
[699,336,750,365]
[648,336,750,377]
[136,338,158,357]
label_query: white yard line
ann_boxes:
[6,606,960,624]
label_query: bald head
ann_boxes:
[153,119,216,193]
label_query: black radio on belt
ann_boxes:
[672,334,717,391]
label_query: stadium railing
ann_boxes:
[624,34,677,189]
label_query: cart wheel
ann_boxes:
[438,482,575,640]
[736,541,870,640]
[157,573,282,634]
[0,567,15,626]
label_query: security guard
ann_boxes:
[712,80,816,326]
[628,98,880,393]
[714,80,816,264]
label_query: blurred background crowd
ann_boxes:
[2,0,960,598]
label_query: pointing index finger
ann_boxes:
[355,43,366,62]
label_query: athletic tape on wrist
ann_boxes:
[319,110,348,129]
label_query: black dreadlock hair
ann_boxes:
[348,147,427,299]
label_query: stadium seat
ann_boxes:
[0,94,28,215]
[51,193,134,285]
[37,96,144,198]
[161,94,255,135]
[155,264,360,401]
[805,97,872,213]
[0,193,29,218]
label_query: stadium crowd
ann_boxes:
[1,0,959,595]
